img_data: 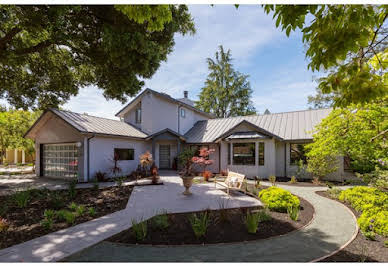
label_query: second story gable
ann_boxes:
[115,88,214,136]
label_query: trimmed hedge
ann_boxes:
[258,187,300,212]
[339,186,388,236]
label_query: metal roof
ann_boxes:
[50,109,147,138]
[225,131,268,140]
[184,108,332,143]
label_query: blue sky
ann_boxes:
[62,5,320,119]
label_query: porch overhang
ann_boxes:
[145,128,186,141]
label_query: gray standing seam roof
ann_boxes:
[184,108,332,143]
[50,109,147,138]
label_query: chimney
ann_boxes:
[184,91,188,98]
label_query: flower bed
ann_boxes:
[0,185,133,249]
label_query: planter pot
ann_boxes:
[180,176,194,195]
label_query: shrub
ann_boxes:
[43,209,56,220]
[188,211,209,239]
[68,179,77,199]
[384,240,388,248]
[94,171,107,182]
[41,217,54,230]
[49,192,64,210]
[55,210,67,222]
[358,208,388,237]
[327,188,342,199]
[256,209,272,223]
[13,190,30,208]
[88,207,96,217]
[76,205,86,217]
[290,176,297,184]
[245,212,260,234]
[63,211,76,225]
[131,218,147,242]
[363,231,376,241]
[68,202,78,211]
[269,175,276,186]
[259,187,300,212]
[151,212,169,230]
[287,205,299,221]
[0,218,9,233]
[203,170,213,182]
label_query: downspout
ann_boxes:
[218,142,221,173]
[87,134,95,182]
[284,142,287,178]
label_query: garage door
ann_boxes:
[41,143,79,179]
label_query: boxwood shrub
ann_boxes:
[258,187,300,212]
[339,186,388,236]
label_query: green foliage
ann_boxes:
[75,205,86,217]
[131,218,147,242]
[63,211,76,225]
[150,212,169,230]
[196,45,256,118]
[43,209,56,220]
[290,176,297,184]
[178,148,196,176]
[360,167,388,190]
[68,179,77,199]
[245,212,260,234]
[41,209,56,230]
[256,209,272,223]
[0,218,9,233]
[339,187,388,236]
[188,212,210,239]
[287,205,299,221]
[88,207,96,217]
[13,190,30,208]
[49,191,64,210]
[306,155,338,180]
[263,5,388,106]
[363,231,376,241]
[115,176,125,187]
[0,109,39,163]
[269,175,276,186]
[55,210,67,222]
[384,240,388,248]
[295,159,308,180]
[327,188,342,199]
[259,187,300,212]
[0,5,195,109]
[68,202,78,212]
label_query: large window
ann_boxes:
[233,143,255,165]
[114,148,134,160]
[258,142,265,165]
[42,143,79,178]
[290,143,307,165]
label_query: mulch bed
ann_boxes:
[0,185,133,250]
[316,191,388,262]
[107,196,313,245]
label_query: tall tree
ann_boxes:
[264,5,388,107]
[307,88,336,109]
[196,45,256,118]
[0,5,195,109]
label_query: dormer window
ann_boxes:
[135,108,141,124]
[180,108,185,118]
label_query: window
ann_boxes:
[258,142,265,165]
[190,145,209,157]
[233,143,255,165]
[135,108,141,124]
[42,143,79,178]
[290,143,307,165]
[227,143,231,165]
[114,148,134,160]
[180,108,186,118]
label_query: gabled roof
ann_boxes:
[25,109,147,139]
[184,108,332,143]
[145,128,186,141]
[115,88,215,118]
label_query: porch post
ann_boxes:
[151,139,156,160]
[14,149,18,164]
[176,139,181,169]
[22,150,25,164]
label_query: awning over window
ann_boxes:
[225,131,268,140]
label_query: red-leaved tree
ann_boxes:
[192,148,215,181]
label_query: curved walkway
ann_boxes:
[65,182,358,262]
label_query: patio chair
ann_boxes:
[214,170,246,195]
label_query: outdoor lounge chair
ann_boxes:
[214,170,246,195]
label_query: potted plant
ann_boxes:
[178,149,196,195]
[150,163,159,184]
[192,147,215,182]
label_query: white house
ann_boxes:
[24,88,352,182]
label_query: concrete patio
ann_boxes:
[0,171,261,262]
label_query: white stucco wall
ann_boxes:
[123,102,141,128]
[34,116,85,180]
[179,107,209,135]
[88,136,151,180]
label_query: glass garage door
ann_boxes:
[42,143,79,179]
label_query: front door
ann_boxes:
[159,144,171,169]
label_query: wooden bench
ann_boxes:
[214,170,246,195]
